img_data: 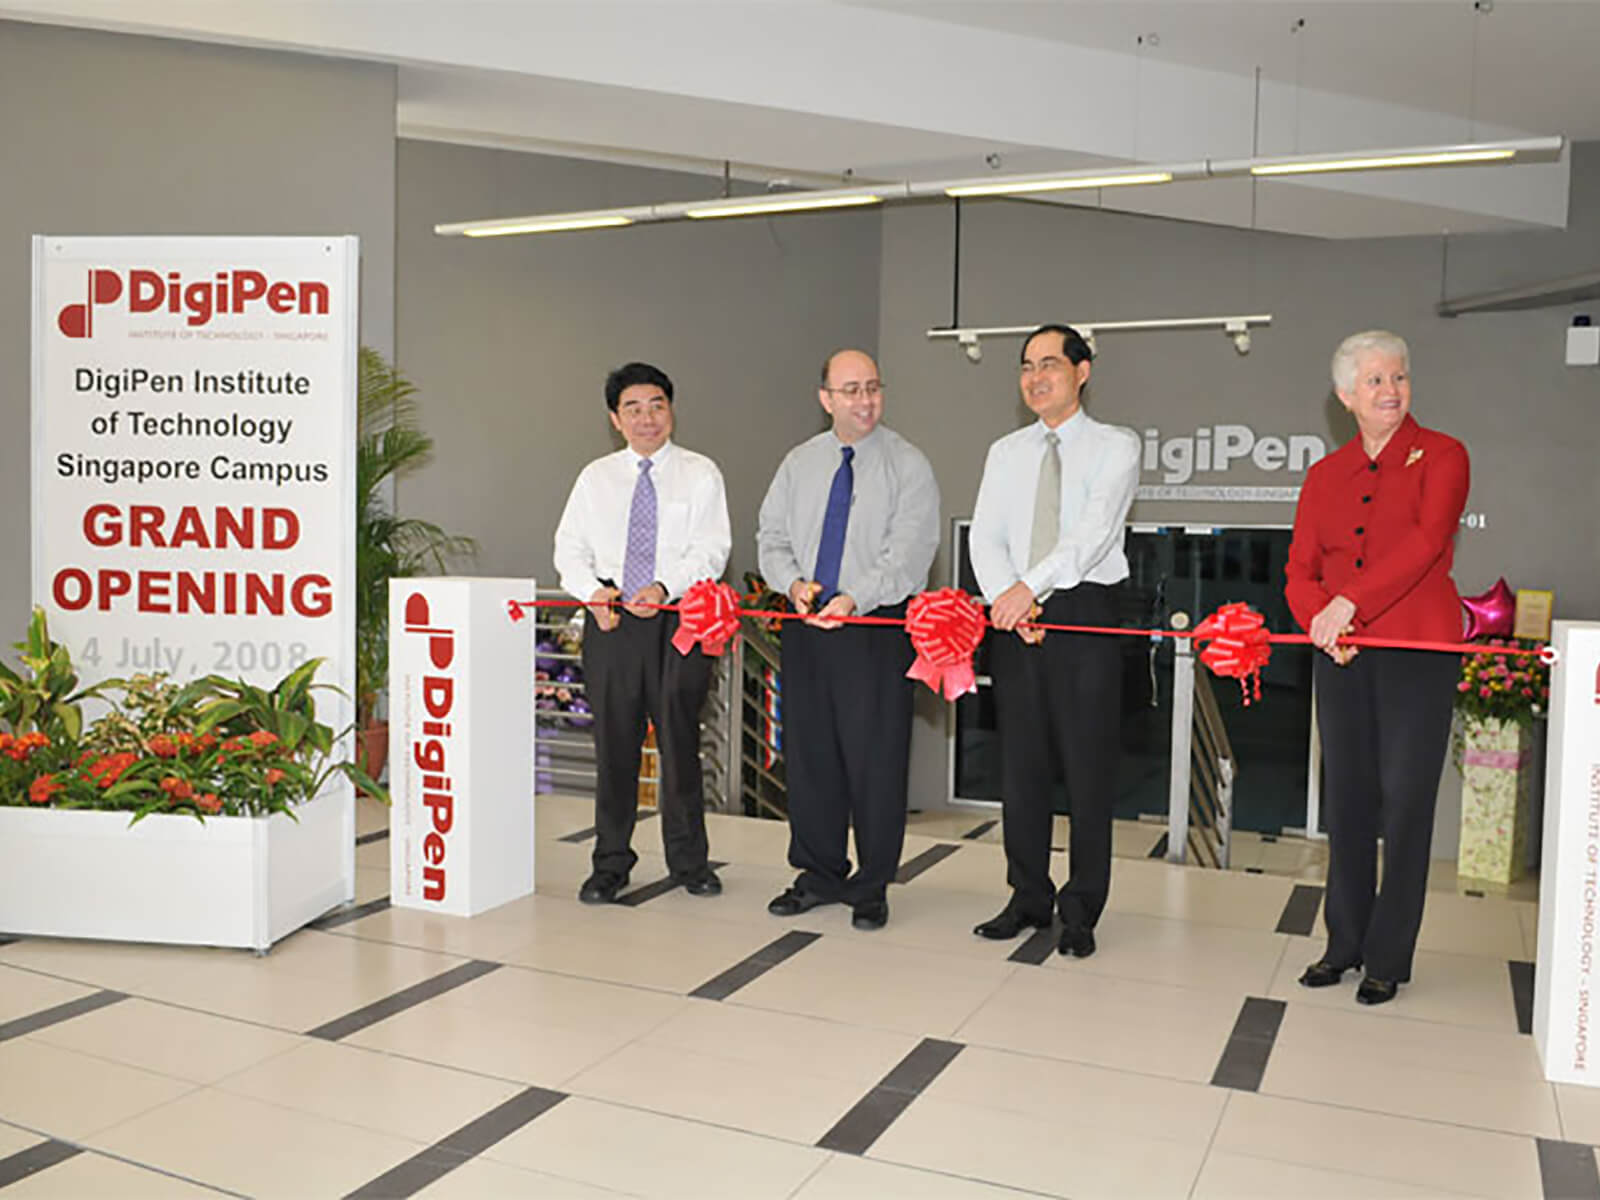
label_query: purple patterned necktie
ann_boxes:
[621,457,657,597]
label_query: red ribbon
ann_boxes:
[1192,602,1272,705]
[904,587,988,699]
[670,580,744,657]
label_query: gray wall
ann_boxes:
[395,138,882,590]
[0,19,396,641]
[878,148,1600,817]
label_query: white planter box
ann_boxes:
[0,783,354,952]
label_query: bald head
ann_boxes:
[817,349,884,445]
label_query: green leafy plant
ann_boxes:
[356,347,475,728]
[2,620,383,821]
[0,607,117,743]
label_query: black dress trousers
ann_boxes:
[582,608,713,880]
[1313,647,1459,982]
[989,582,1122,928]
[780,602,915,905]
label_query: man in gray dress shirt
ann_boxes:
[757,349,940,930]
[968,325,1140,958]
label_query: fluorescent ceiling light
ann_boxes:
[1251,149,1513,176]
[946,171,1174,198]
[1224,136,1563,179]
[461,215,634,236]
[434,136,1563,237]
[684,193,882,218]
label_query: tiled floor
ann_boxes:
[0,793,1584,1199]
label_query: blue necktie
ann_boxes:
[621,458,657,597]
[813,445,854,603]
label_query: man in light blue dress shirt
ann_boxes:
[756,349,940,931]
[967,325,1140,957]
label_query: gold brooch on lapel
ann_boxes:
[1406,447,1424,467]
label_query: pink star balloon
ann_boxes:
[1461,577,1516,640]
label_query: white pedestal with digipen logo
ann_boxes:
[388,577,536,916]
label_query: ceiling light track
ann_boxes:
[927,315,1274,363]
[434,136,1563,238]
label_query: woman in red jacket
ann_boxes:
[1286,330,1470,1006]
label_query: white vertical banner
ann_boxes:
[1534,621,1600,1085]
[30,236,357,732]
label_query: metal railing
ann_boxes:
[734,627,787,820]
[1166,630,1237,868]
[532,587,742,810]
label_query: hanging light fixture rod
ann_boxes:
[434,136,1563,238]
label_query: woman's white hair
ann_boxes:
[1331,330,1409,393]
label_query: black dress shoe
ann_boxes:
[1356,976,1400,1006]
[973,905,1053,940]
[1298,960,1358,989]
[851,899,889,930]
[767,885,831,917]
[1057,925,1096,958]
[682,867,722,897]
[578,871,628,904]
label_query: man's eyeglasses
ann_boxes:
[1019,356,1068,375]
[825,381,884,399]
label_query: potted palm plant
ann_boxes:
[356,348,476,778]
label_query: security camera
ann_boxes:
[958,331,982,364]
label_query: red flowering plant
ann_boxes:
[2,609,383,821]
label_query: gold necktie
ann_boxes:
[1028,431,1061,570]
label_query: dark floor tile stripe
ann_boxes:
[306,960,500,1041]
[0,989,127,1043]
[1511,960,1536,1036]
[1538,1137,1600,1200]
[355,829,390,846]
[961,819,998,841]
[0,1139,82,1188]
[615,861,727,907]
[0,935,19,946]
[1274,884,1324,936]
[1148,832,1169,858]
[894,843,961,884]
[690,930,822,1001]
[1210,996,1287,1091]
[557,811,656,845]
[818,1038,963,1155]
[1008,925,1059,965]
[345,1086,567,1199]
[309,897,392,931]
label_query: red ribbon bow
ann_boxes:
[1193,602,1272,705]
[671,579,744,657]
[904,587,988,699]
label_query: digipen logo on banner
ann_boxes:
[404,593,457,903]
[57,267,331,338]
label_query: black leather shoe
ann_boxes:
[973,905,1053,940]
[578,871,628,904]
[1356,976,1400,1006]
[1057,925,1096,958]
[1298,960,1358,989]
[851,899,889,930]
[681,867,722,897]
[768,885,831,917]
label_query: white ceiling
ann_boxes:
[3,0,1592,238]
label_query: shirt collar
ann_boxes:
[1034,408,1086,442]
[830,426,881,456]
[629,440,674,470]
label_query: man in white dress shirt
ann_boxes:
[968,325,1139,957]
[553,362,731,903]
